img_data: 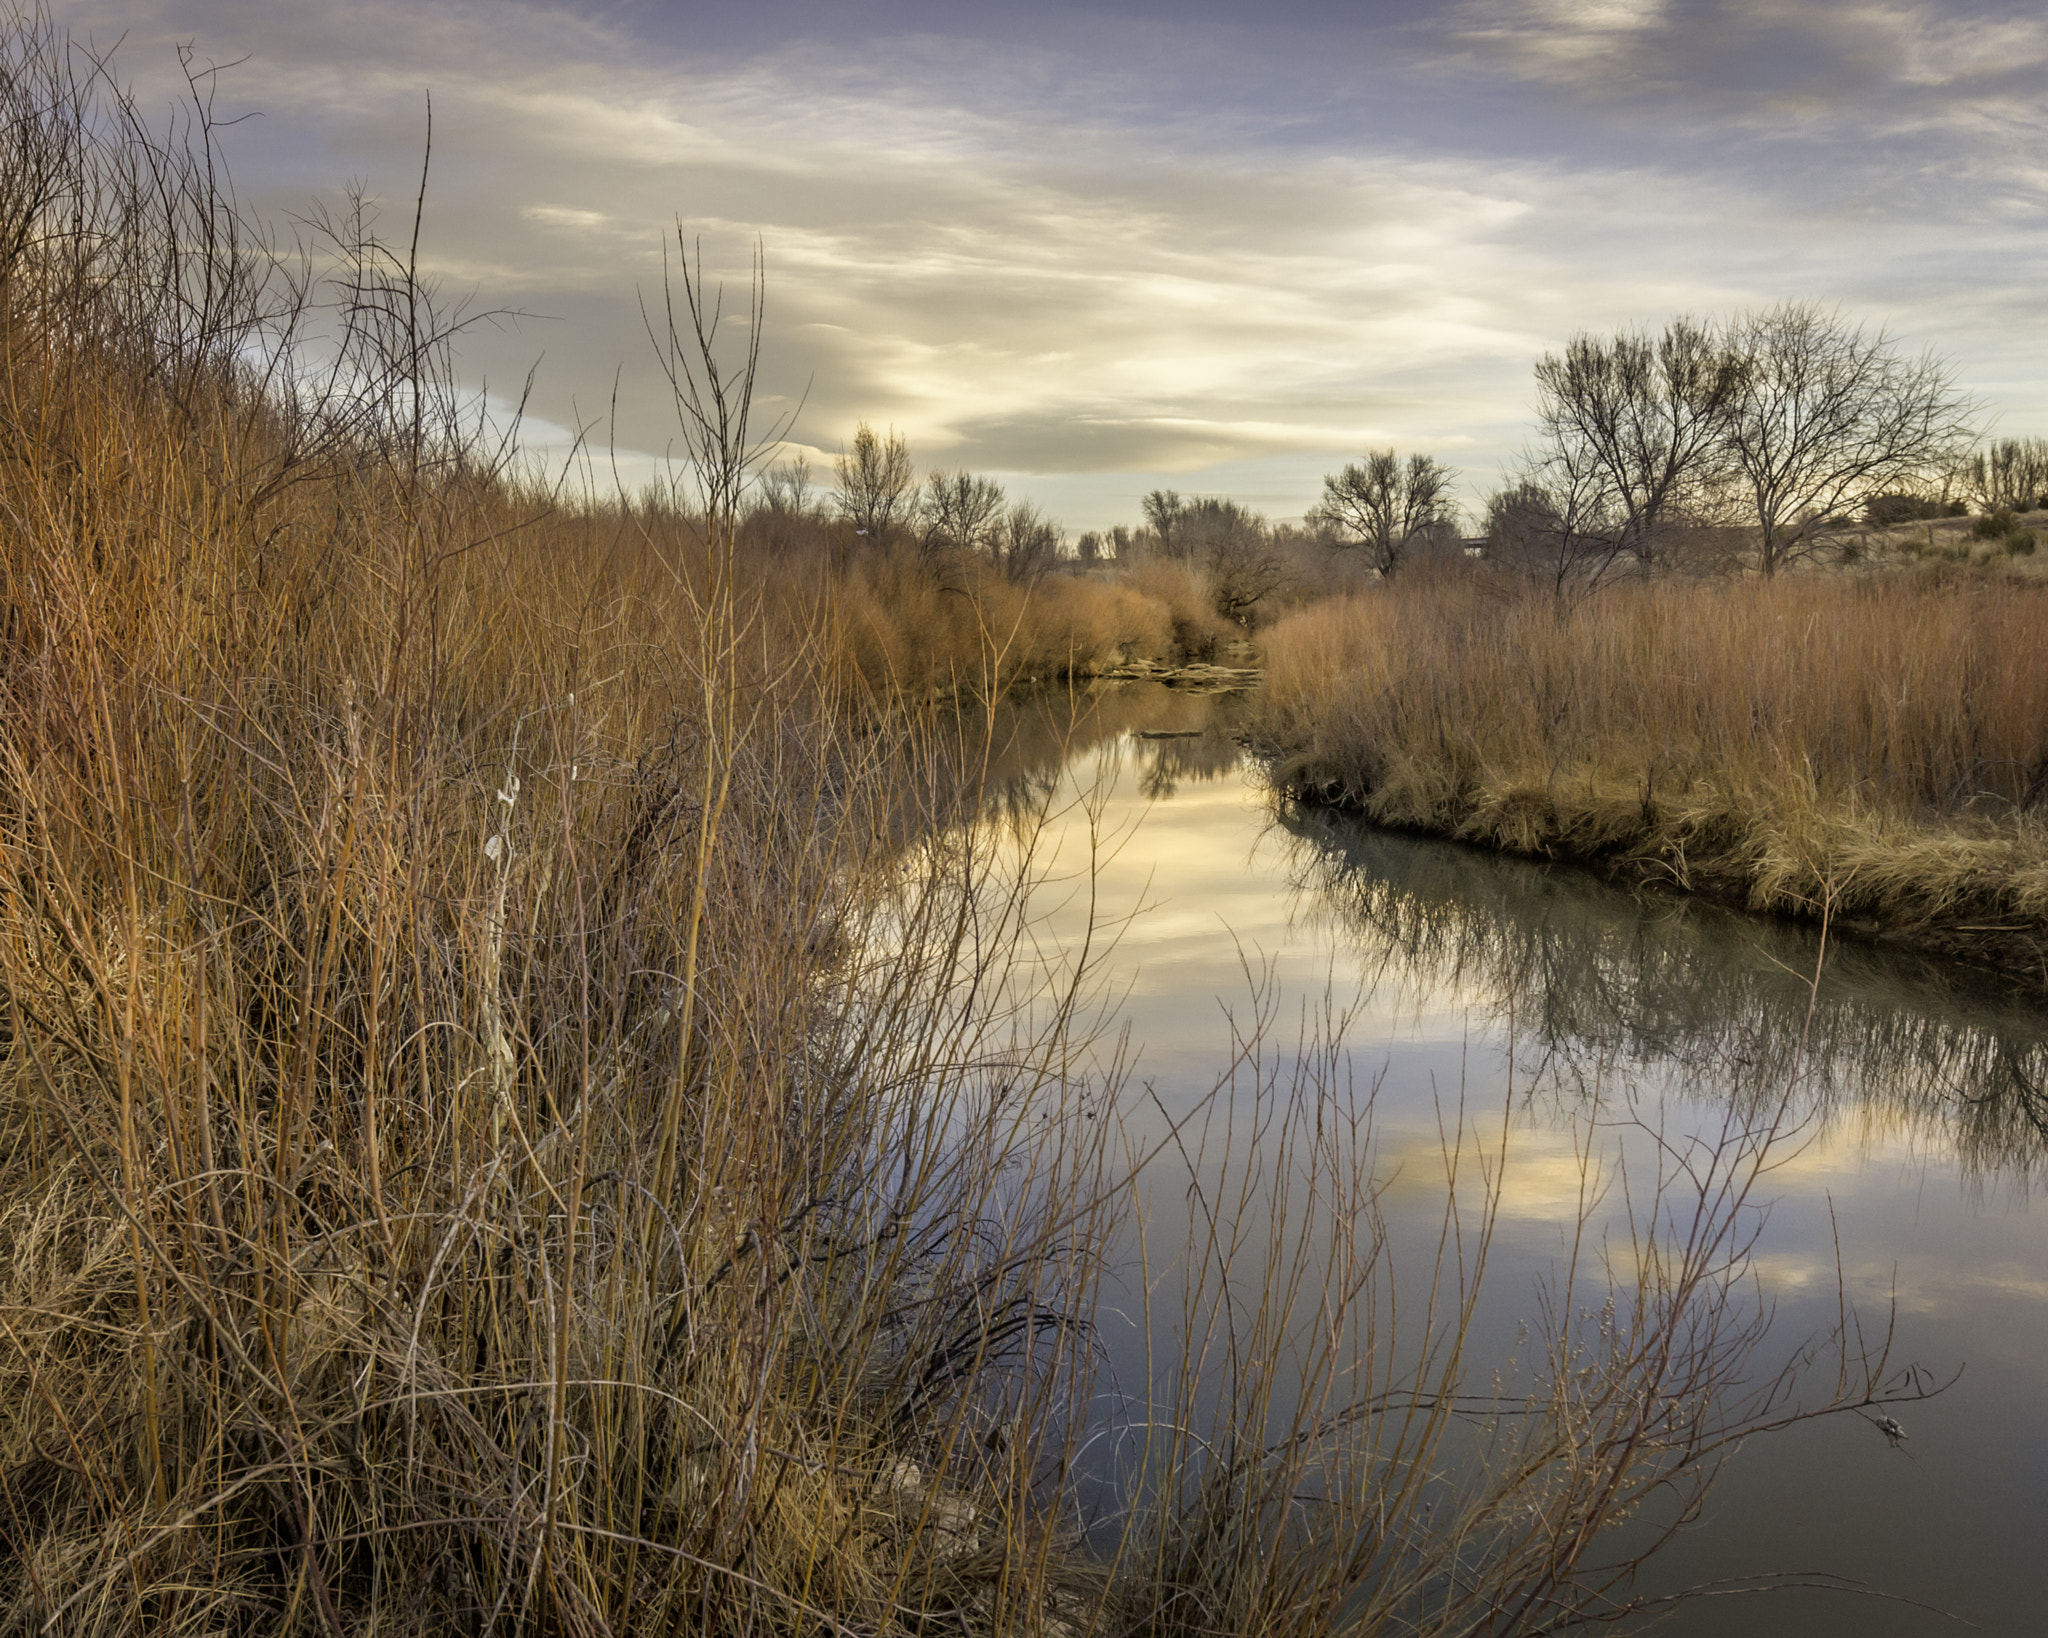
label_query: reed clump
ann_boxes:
[0,23,1124,1631]
[821,546,1183,702]
[1253,565,2048,980]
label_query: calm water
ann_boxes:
[971,680,2048,1635]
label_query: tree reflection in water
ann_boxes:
[918,680,2048,1193]
[1272,804,2048,1189]
[916,681,1254,834]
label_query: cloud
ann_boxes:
[1442,0,2048,141]
[41,0,2048,527]
[157,5,1590,472]
[1449,0,1676,83]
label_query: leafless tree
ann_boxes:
[1484,480,1563,563]
[834,420,916,546]
[1308,450,1460,576]
[1959,436,2048,513]
[1140,490,1287,622]
[1205,526,1288,626]
[920,467,1006,562]
[1532,317,1743,568]
[1720,301,1976,576]
[759,452,817,516]
[991,498,1063,584]
[1140,488,1196,560]
[1487,429,1637,602]
[746,453,828,554]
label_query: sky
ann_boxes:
[49,0,2048,528]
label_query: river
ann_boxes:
[960,679,2048,1636]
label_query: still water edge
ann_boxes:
[972,680,2048,1637]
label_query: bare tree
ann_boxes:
[1485,480,1568,574]
[1308,450,1460,576]
[834,421,916,546]
[1959,436,2048,514]
[1140,491,1286,622]
[1141,488,1195,560]
[747,453,828,554]
[759,452,817,516]
[920,467,1006,562]
[1201,515,1288,625]
[1720,302,1976,576]
[991,499,1063,584]
[1532,317,1743,568]
[1488,432,1636,602]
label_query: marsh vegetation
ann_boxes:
[1254,570,2048,982]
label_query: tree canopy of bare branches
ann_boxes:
[920,467,1006,561]
[1139,487,1196,560]
[759,452,818,517]
[1720,301,1976,576]
[990,499,1063,584]
[1960,436,2048,514]
[1502,304,1974,587]
[1485,443,1639,602]
[1141,490,1288,622]
[1307,450,1460,577]
[1531,317,1742,570]
[834,420,916,545]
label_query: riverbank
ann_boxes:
[1250,568,2048,986]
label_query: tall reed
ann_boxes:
[1255,567,2048,980]
[0,29,1118,1630]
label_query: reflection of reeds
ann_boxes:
[1255,571,2048,981]
[876,682,1254,844]
[1106,989,1943,1638]
[1275,808,2048,1185]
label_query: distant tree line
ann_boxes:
[742,423,1363,629]
[743,298,2017,625]
[1959,436,2048,514]
[745,422,1068,586]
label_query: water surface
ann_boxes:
[975,679,2048,1635]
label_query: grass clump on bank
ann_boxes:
[0,26,1122,1629]
[1254,566,2048,981]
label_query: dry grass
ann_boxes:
[821,547,1184,703]
[0,31,1126,1627]
[0,324,1127,1634]
[1254,565,2048,980]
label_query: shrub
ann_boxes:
[1120,556,1235,660]
[1864,492,1946,526]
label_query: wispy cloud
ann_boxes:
[46,0,2048,525]
[1442,0,2048,142]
